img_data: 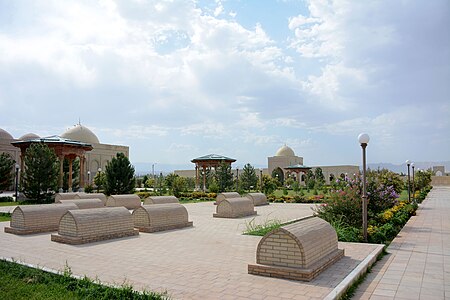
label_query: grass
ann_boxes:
[243,218,283,236]
[0,259,169,300]
[0,202,18,207]
[243,218,302,236]
[0,212,11,222]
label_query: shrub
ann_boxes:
[0,196,14,203]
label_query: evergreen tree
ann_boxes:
[143,175,149,187]
[104,153,135,195]
[171,176,187,197]
[240,163,258,191]
[0,153,15,192]
[261,174,278,195]
[21,143,59,202]
[94,170,106,192]
[215,162,234,192]
[314,167,325,190]
[305,169,315,190]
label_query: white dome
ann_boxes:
[19,133,40,140]
[61,124,100,144]
[0,128,14,140]
[275,145,295,157]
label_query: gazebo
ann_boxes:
[191,154,236,191]
[12,136,93,192]
[284,164,312,184]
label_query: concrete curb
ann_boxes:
[324,243,385,300]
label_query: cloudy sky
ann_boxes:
[1,0,449,169]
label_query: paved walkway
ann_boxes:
[0,202,381,300]
[353,186,450,299]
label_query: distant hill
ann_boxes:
[368,161,450,174]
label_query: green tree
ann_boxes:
[314,167,325,190]
[292,181,300,194]
[240,163,258,191]
[94,170,106,192]
[171,176,187,197]
[63,158,79,192]
[261,174,278,195]
[415,170,432,191]
[145,177,156,189]
[305,170,315,190]
[164,173,179,191]
[0,153,15,192]
[368,168,403,194]
[143,175,149,187]
[215,162,234,192]
[21,143,59,202]
[104,153,135,195]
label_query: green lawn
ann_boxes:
[0,213,11,222]
[0,202,18,207]
[0,259,168,300]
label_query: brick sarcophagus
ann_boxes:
[54,192,80,202]
[74,193,107,205]
[144,196,179,205]
[248,216,344,281]
[213,197,257,218]
[215,192,240,205]
[246,193,269,206]
[106,194,141,209]
[132,204,193,233]
[5,203,79,235]
[58,198,104,209]
[51,207,139,244]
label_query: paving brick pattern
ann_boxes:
[0,202,381,299]
[353,186,450,300]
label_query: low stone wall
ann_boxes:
[51,207,138,244]
[432,176,450,186]
[216,192,240,205]
[58,198,104,209]
[213,197,256,218]
[106,194,141,209]
[248,216,344,281]
[133,204,193,233]
[246,193,268,206]
[144,196,179,205]
[5,203,79,235]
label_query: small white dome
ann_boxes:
[0,128,14,140]
[61,124,99,144]
[275,145,295,157]
[19,133,40,140]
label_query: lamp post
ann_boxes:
[406,160,411,202]
[260,169,263,192]
[14,163,20,201]
[358,133,370,242]
[236,167,239,192]
[87,170,91,185]
[411,163,415,202]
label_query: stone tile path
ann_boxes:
[0,202,381,299]
[353,186,450,300]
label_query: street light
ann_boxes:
[406,160,411,202]
[260,169,263,192]
[87,170,91,185]
[236,167,239,192]
[14,163,20,201]
[411,162,415,202]
[358,133,370,242]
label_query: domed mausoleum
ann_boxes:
[61,124,100,144]
[0,124,129,192]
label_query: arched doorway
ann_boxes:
[272,167,284,184]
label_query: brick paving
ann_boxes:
[353,186,450,300]
[0,202,381,299]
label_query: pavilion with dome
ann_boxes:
[174,144,359,186]
[0,125,129,191]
